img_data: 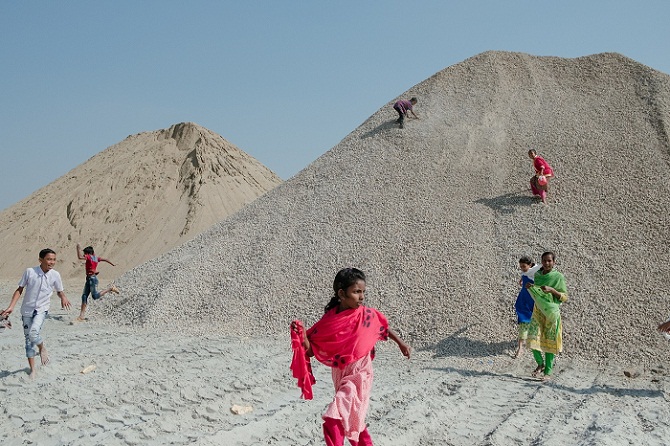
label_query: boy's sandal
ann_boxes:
[531,364,544,378]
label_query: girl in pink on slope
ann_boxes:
[291,268,411,446]
[528,149,555,204]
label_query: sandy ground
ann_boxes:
[2,289,670,446]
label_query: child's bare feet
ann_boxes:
[39,346,50,366]
[110,285,120,294]
[513,343,523,359]
[542,374,552,383]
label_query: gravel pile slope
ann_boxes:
[101,51,670,366]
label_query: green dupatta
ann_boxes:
[528,269,567,321]
[527,268,567,354]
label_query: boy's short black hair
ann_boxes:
[83,246,95,255]
[39,248,56,259]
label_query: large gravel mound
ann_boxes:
[101,51,670,366]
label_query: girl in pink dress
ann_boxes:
[528,149,555,204]
[291,268,411,445]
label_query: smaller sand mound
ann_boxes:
[0,122,282,281]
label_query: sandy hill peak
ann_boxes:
[104,52,669,366]
[0,122,282,281]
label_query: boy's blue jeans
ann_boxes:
[82,275,101,304]
[22,310,48,358]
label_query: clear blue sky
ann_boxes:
[1,1,668,211]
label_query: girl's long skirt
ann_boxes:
[323,353,374,444]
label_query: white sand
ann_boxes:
[1,299,669,445]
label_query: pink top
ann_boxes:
[533,156,554,176]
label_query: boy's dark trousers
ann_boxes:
[393,105,405,126]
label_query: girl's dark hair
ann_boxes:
[541,251,556,261]
[410,97,418,103]
[519,256,534,266]
[83,246,95,255]
[324,267,366,313]
[39,248,56,259]
[528,149,537,155]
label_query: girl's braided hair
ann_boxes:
[324,267,366,313]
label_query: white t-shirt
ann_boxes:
[522,264,542,280]
[18,266,64,316]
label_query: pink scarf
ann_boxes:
[290,320,317,399]
[290,306,389,399]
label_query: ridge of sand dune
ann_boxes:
[0,122,282,281]
[102,51,670,366]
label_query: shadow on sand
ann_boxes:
[475,192,537,214]
[420,328,666,399]
[0,368,29,379]
[360,120,401,139]
[420,326,517,358]
[426,365,666,399]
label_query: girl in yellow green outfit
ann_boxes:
[525,251,568,382]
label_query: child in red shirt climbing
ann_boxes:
[528,149,555,204]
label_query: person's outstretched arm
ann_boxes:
[291,321,314,357]
[1,286,25,317]
[98,256,115,267]
[76,243,85,261]
[302,337,314,357]
[57,290,71,310]
[388,329,411,359]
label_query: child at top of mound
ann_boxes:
[393,97,419,129]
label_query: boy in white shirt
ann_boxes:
[1,248,71,378]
